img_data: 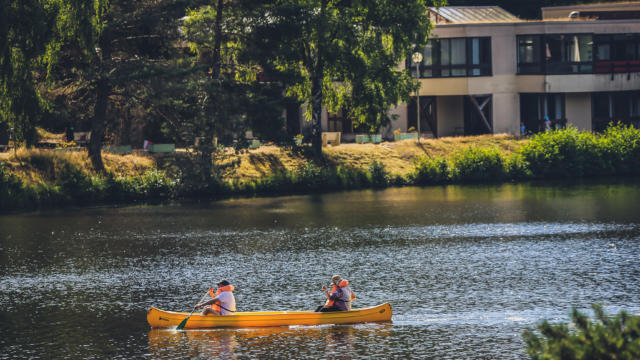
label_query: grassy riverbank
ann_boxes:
[2,125,640,213]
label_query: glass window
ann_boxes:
[517,35,542,74]
[424,41,434,66]
[414,37,491,78]
[595,35,612,60]
[451,38,467,76]
[518,36,539,63]
[546,35,565,63]
[450,38,466,65]
[631,92,640,118]
[440,39,450,66]
[613,92,631,119]
[593,93,611,119]
[613,35,635,61]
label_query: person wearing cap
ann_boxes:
[195,280,237,315]
[315,275,356,312]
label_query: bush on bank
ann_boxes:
[523,305,640,359]
[411,124,640,184]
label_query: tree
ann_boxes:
[171,0,288,178]
[523,305,640,359]
[0,0,53,148]
[46,0,205,171]
[251,0,443,158]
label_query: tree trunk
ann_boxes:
[89,76,108,172]
[89,24,112,173]
[310,74,323,159]
[310,0,328,160]
[198,0,225,179]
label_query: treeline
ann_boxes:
[3,125,640,213]
[448,0,618,19]
[1,0,437,172]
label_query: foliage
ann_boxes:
[166,0,289,177]
[523,304,640,360]
[0,0,53,147]
[44,0,209,171]
[450,147,506,182]
[252,0,444,157]
[411,155,449,184]
[519,125,640,178]
[368,161,390,188]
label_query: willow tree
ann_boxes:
[252,0,443,158]
[0,0,52,147]
[47,0,204,171]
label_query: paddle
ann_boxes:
[176,290,209,330]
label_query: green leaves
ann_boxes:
[0,0,54,147]
[523,305,640,360]
[251,0,438,155]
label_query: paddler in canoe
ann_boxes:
[315,275,356,312]
[194,280,237,315]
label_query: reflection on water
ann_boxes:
[149,324,390,359]
[1,180,640,358]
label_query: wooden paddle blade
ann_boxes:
[176,316,190,330]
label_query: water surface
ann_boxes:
[1,181,640,358]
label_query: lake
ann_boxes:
[1,180,640,358]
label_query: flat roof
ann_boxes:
[541,1,640,11]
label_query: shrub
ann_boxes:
[450,147,506,182]
[505,153,532,180]
[600,124,640,175]
[368,161,389,188]
[411,155,449,185]
[336,166,370,189]
[523,305,640,359]
[519,127,603,178]
[138,169,178,198]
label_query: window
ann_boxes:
[520,33,640,75]
[592,91,640,132]
[327,109,356,133]
[519,94,566,133]
[594,34,640,73]
[518,35,542,74]
[414,37,491,78]
[545,34,593,74]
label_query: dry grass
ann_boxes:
[0,134,527,183]
[36,128,66,143]
[0,149,155,185]
[215,133,526,179]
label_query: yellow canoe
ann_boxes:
[147,303,392,329]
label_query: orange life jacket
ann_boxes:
[209,285,235,314]
[325,280,354,307]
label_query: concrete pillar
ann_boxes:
[492,92,520,134]
[565,93,592,132]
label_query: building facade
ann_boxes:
[302,2,640,140]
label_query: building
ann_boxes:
[302,2,640,140]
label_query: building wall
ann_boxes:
[385,104,408,139]
[309,18,640,138]
[436,96,464,137]
[493,93,520,134]
[565,93,592,131]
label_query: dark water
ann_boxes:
[1,181,640,359]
